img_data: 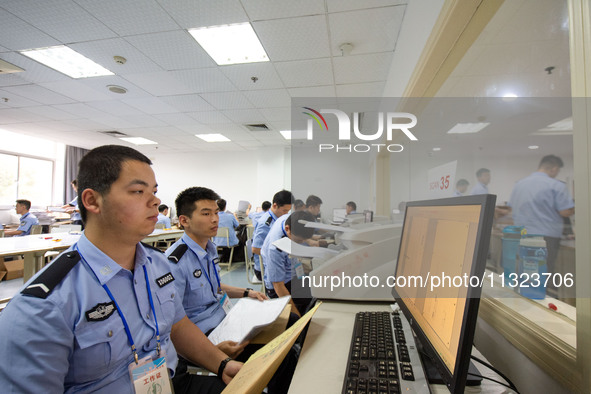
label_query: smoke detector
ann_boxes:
[107,85,127,94]
[339,43,353,56]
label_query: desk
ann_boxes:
[0,229,185,282]
[288,300,508,393]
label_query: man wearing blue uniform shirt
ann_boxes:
[262,210,317,317]
[509,155,575,274]
[248,200,271,222]
[252,190,293,281]
[213,199,240,247]
[454,179,469,197]
[5,199,39,236]
[0,145,241,393]
[470,168,491,195]
[62,179,83,227]
[157,204,172,228]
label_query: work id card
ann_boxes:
[219,291,232,314]
[129,355,173,394]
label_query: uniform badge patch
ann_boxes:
[156,272,175,288]
[193,269,202,278]
[86,302,116,322]
[212,257,220,265]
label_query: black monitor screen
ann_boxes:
[392,194,495,393]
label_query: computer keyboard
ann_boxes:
[342,311,430,394]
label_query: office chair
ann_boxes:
[30,225,43,235]
[213,227,235,270]
[258,254,266,293]
[244,225,262,284]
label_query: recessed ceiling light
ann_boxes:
[188,23,269,65]
[528,145,539,150]
[20,45,114,78]
[107,85,127,94]
[446,122,490,134]
[432,147,441,151]
[534,117,573,135]
[196,133,231,142]
[502,93,518,101]
[119,137,157,145]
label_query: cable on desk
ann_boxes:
[467,373,519,393]
[470,355,520,393]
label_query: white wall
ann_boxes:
[150,147,291,216]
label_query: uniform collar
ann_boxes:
[76,233,151,285]
[21,212,30,219]
[181,232,216,261]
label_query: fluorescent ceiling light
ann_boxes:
[528,145,539,150]
[196,133,231,142]
[20,45,114,78]
[119,137,157,145]
[188,23,269,65]
[502,93,518,101]
[535,117,573,135]
[446,122,490,134]
[432,147,441,151]
[280,130,292,140]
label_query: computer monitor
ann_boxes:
[363,210,373,223]
[391,194,496,393]
[332,208,347,223]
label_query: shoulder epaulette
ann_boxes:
[265,216,273,226]
[167,243,188,264]
[141,242,164,253]
[21,251,80,299]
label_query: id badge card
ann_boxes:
[218,291,232,314]
[294,261,304,279]
[129,355,173,394]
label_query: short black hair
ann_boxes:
[71,179,77,187]
[77,145,151,223]
[175,187,220,218]
[16,199,31,210]
[476,168,490,178]
[294,199,305,210]
[456,179,469,187]
[217,199,227,211]
[261,201,272,211]
[539,155,564,169]
[346,201,356,211]
[273,190,293,207]
[285,210,317,240]
[158,204,168,213]
[306,195,323,207]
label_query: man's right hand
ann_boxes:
[222,360,243,384]
[217,340,248,359]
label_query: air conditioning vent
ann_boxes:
[99,130,129,138]
[0,59,24,74]
[243,123,271,132]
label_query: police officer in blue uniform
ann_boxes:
[261,210,317,317]
[252,190,293,280]
[0,145,242,393]
[62,179,83,228]
[167,186,300,394]
[5,199,39,236]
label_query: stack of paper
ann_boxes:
[208,296,291,345]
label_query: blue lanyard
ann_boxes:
[183,240,221,297]
[76,245,161,364]
[282,221,288,238]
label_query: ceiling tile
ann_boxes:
[125,30,216,70]
[52,103,108,118]
[76,0,179,36]
[188,111,231,124]
[123,71,195,96]
[336,82,385,97]
[77,75,151,99]
[159,94,215,112]
[333,52,393,84]
[241,0,326,20]
[220,63,284,90]
[253,15,331,62]
[243,89,291,108]
[24,105,81,120]
[119,114,168,127]
[121,97,180,114]
[0,52,70,84]
[0,89,43,107]
[40,80,112,102]
[328,6,404,56]
[153,112,199,126]
[260,107,291,121]
[199,91,254,110]
[0,9,59,51]
[86,100,146,116]
[0,108,49,123]
[170,68,236,93]
[288,85,336,97]
[2,84,75,105]
[275,58,334,87]
[221,108,265,123]
[327,0,406,13]
[1,0,114,46]
[157,0,248,29]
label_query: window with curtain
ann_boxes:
[0,152,54,207]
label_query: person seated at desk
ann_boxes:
[165,187,296,394]
[0,145,242,393]
[213,199,239,262]
[61,179,83,228]
[293,199,305,212]
[345,201,357,215]
[262,210,317,317]
[5,199,39,237]
[248,200,271,223]
[157,203,172,228]
[252,190,294,281]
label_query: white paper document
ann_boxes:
[208,296,291,345]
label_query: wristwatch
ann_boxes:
[217,357,232,377]
[243,287,253,297]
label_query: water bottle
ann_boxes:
[517,235,547,299]
[502,226,526,285]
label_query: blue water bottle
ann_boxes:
[502,226,526,285]
[517,235,547,299]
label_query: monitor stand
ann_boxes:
[416,341,483,387]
